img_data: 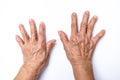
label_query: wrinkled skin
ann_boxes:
[58,11,105,80]
[15,19,56,80]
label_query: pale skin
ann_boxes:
[14,19,56,80]
[58,11,105,80]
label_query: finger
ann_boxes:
[16,35,24,47]
[71,12,78,37]
[87,15,98,39]
[79,11,90,36]
[19,24,30,42]
[39,22,46,43]
[92,30,105,46]
[46,39,56,54]
[58,31,69,46]
[29,19,38,41]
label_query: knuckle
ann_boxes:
[81,22,87,27]
[80,39,85,43]
[96,36,101,40]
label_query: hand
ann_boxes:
[15,19,56,80]
[58,11,105,80]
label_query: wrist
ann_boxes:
[14,64,39,80]
[72,61,93,74]
[22,63,39,75]
[71,59,92,67]
[71,61,94,80]
[23,64,39,79]
[22,61,45,77]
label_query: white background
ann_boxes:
[0,0,120,80]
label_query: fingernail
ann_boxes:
[29,18,33,22]
[16,35,18,39]
[58,31,61,36]
[29,19,35,25]
[16,35,20,41]
[93,15,98,19]
[19,24,23,29]
[40,21,45,26]
[52,39,56,43]
[72,12,77,16]
[19,24,22,27]
[102,29,106,33]
[85,11,90,15]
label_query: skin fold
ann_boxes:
[58,11,105,80]
[14,19,56,80]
